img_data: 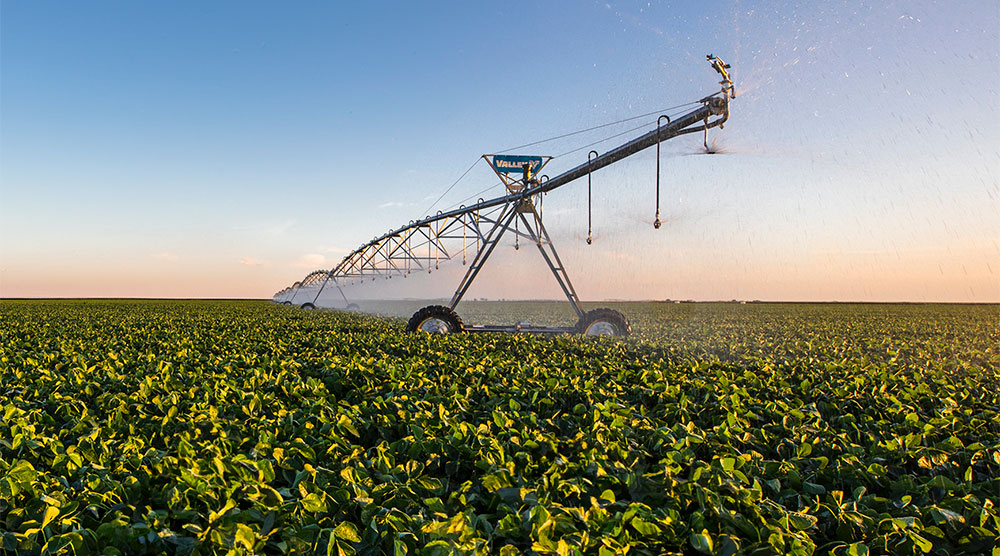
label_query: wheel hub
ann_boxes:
[584,321,619,336]
[418,318,452,334]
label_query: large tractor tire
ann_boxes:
[300,303,316,310]
[406,305,464,334]
[575,308,631,337]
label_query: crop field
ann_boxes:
[1,300,998,555]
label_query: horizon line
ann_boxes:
[2,297,997,305]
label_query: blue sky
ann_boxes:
[1,1,997,301]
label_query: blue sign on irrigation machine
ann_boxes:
[491,155,544,174]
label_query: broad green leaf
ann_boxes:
[788,512,817,530]
[927,507,964,526]
[910,532,933,554]
[690,530,713,553]
[846,542,869,556]
[631,518,661,535]
[235,523,255,550]
[209,499,237,523]
[802,482,825,495]
[301,492,327,513]
[334,522,361,543]
[41,506,59,529]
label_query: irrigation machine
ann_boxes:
[274,56,735,336]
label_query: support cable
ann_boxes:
[422,157,482,216]
[454,181,505,208]
[449,110,689,211]
[554,111,686,159]
[495,101,700,154]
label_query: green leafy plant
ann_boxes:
[1,300,997,554]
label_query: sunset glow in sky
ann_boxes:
[1,1,997,301]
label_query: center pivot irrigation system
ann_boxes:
[274,56,735,336]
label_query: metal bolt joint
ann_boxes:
[707,96,728,115]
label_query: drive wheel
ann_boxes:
[282,301,292,306]
[346,303,360,311]
[575,308,631,337]
[300,303,316,310]
[406,305,464,334]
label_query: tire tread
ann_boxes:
[406,305,464,333]
[575,308,632,336]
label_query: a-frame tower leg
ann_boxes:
[449,203,518,309]
[516,204,585,318]
[447,198,584,319]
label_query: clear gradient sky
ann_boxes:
[1,1,997,301]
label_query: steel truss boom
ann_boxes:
[276,62,733,308]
